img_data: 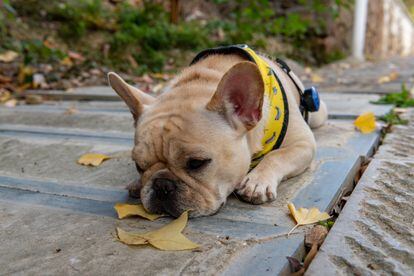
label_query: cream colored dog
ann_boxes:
[108,51,327,217]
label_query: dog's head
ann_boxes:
[108,61,264,217]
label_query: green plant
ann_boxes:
[0,0,16,47]
[318,219,335,230]
[19,39,66,64]
[372,84,414,107]
[111,1,210,72]
[47,0,109,41]
[379,110,408,125]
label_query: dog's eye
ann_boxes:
[186,158,211,171]
[135,162,144,173]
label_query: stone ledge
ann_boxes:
[307,109,414,275]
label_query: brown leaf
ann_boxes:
[305,225,328,248]
[286,256,303,273]
[0,75,12,83]
[25,95,44,105]
[68,51,85,61]
[303,243,318,269]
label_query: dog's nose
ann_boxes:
[153,178,177,201]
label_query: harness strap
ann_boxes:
[275,58,309,122]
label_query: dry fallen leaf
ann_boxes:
[114,203,164,221]
[117,228,148,245]
[116,211,199,251]
[17,66,34,85]
[64,107,78,115]
[0,50,19,63]
[25,95,43,105]
[305,225,328,248]
[68,51,85,62]
[287,203,330,235]
[0,89,11,103]
[77,153,111,166]
[60,56,74,67]
[311,73,324,83]
[4,98,17,107]
[377,72,399,84]
[354,112,376,134]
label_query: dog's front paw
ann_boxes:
[236,172,278,204]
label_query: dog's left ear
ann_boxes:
[108,72,155,121]
[207,61,264,131]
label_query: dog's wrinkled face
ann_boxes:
[133,109,251,217]
[108,61,264,217]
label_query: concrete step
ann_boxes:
[0,116,381,275]
[307,109,414,275]
[0,88,391,275]
[3,91,393,120]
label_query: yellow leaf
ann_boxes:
[287,203,330,235]
[77,153,110,166]
[0,50,19,63]
[0,89,11,103]
[17,66,34,85]
[311,73,324,83]
[116,211,199,251]
[354,112,376,134]
[378,72,399,84]
[114,203,164,221]
[116,228,148,245]
[60,56,73,67]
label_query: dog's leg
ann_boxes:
[237,120,316,204]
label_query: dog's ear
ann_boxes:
[108,72,155,121]
[207,61,264,131]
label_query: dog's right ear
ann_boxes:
[108,72,155,121]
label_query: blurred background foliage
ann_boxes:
[0,0,352,77]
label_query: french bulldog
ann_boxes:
[108,48,327,218]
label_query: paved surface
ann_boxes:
[307,109,414,275]
[310,56,414,94]
[0,85,388,275]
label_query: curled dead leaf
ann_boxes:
[305,225,328,248]
[25,95,43,105]
[116,211,199,251]
[77,153,111,166]
[354,112,376,134]
[114,203,164,221]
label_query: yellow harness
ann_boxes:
[191,45,289,169]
